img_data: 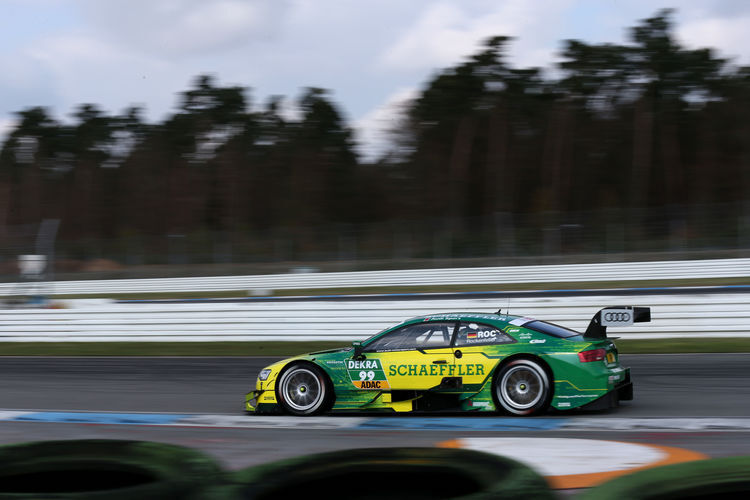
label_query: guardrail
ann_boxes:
[1,258,750,296]
[2,291,749,341]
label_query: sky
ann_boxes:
[1,0,749,160]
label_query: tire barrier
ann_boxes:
[2,439,744,498]
[0,439,225,499]
[578,455,750,499]
[223,447,555,499]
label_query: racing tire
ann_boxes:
[494,358,551,416]
[276,363,331,416]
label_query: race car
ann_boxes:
[245,306,650,416]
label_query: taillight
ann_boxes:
[578,348,606,362]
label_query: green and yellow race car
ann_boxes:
[245,306,650,416]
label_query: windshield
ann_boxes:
[524,320,580,339]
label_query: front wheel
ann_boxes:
[276,364,330,416]
[494,359,551,416]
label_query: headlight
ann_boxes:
[258,369,272,381]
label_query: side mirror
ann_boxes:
[352,341,365,359]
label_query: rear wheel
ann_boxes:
[495,359,551,416]
[276,364,330,416]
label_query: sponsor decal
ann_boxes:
[558,402,571,407]
[387,363,486,377]
[325,360,344,365]
[475,330,497,339]
[424,314,461,321]
[601,309,634,326]
[428,314,500,321]
[465,329,503,344]
[359,380,384,389]
[348,360,380,370]
[529,339,546,344]
[469,401,491,407]
[347,359,390,389]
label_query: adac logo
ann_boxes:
[359,380,383,389]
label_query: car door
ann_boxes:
[357,321,457,391]
[452,321,515,386]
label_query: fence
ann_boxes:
[1,258,749,296]
[2,203,750,268]
[1,290,749,341]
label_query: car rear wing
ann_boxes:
[584,306,651,340]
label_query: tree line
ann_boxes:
[1,9,749,264]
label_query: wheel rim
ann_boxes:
[499,365,544,410]
[281,367,323,412]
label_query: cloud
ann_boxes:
[0,48,61,130]
[378,3,476,71]
[24,33,182,120]
[677,15,750,65]
[4,0,750,159]
[377,0,572,73]
[0,117,17,143]
[354,87,419,162]
[79,0,291,57]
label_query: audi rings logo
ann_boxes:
[601,308,634,327]
[604,312,631,322]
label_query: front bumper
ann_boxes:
[245,390,261,412]
[245,389,281,414]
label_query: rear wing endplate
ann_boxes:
[584,306,651,340]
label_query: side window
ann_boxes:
[455,322,514,347]
[365,322,455,352]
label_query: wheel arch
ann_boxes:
[276,360,336,414]
[491,353,555,414]
[492,353,554,384]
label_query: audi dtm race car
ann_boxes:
[245,306,650,416]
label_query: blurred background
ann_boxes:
[1,7,750,495]
[1,6,749,281]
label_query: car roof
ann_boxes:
[405,312,529,325]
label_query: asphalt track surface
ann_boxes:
[1,353,749,481]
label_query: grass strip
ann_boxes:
[0,339,749,356]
